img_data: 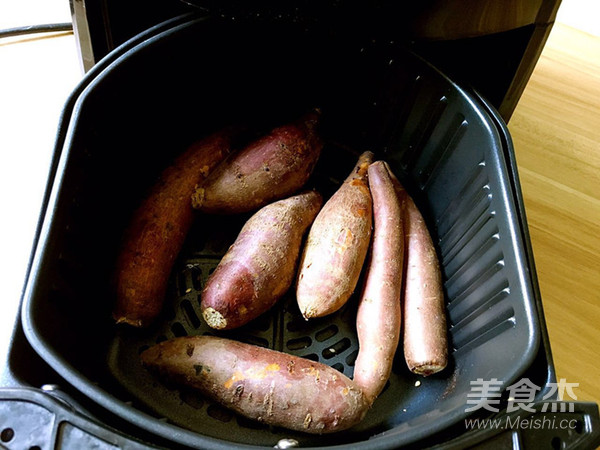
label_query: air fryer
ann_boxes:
[2,2,599,450]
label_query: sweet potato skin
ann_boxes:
[402,193,448,376]
[387,168,448,376]
[191,112,322,214]
[296,151,374,319]
[113,130,235,327]
[201,191,323,330]
[140,336,369,434]
[353,161,404,403]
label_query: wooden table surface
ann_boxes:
[508,21,600,407]
[0,0,598,422]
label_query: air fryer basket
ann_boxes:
[22,13,544,449]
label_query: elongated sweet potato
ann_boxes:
[201,191,323,330]
[353,161,404,403]
[191,112,322,214]
[296,151,374,319]
[402,194,448,376]
[141,336,369,434]
[113,129,235,327]
[388,168,448,376]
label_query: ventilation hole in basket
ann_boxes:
[345,349,358,366]
[29,446,42,450]
[181,299,201,328]
[191,266,203,291]
[286,317,311,333]
[551,437,562,450]
[180,390,205,409]
[156,335,168,344]
[302,353,319,362]
[322,338,351,360]
[247,313,271,332]
[574,419,584,434]
[138,345,150,355]
[1,428,14,443]
[180,265,203,296]
[286,337,312,351]
[238,335,269,348]
[315,324,339,342]
[163,304,176,321]
[207,404,233,422]
[177,271,190,297]
[171,322,188,337]
[332,363,345,373]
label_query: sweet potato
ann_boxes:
[388,168,448,376]
[140,336,369,434]
[296,151,374,319]
[201,191,323,330]
[353,161,404,403]
[113,129,235,327]
[402,194,448,376]
[191,112,322,214]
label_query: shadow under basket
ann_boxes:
[20,12,570,450]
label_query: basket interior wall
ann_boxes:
[24,17,540,448]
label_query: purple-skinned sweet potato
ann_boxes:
[353,161,404,403]
[113,129,235,328]
[201,190,323,330]
[402,192,448,376]
[387,167,448,376]
[296,151,374,319]
[191,111,322,214]
[140,335,369,434]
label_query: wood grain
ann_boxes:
[508,22,600,406]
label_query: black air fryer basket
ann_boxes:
[15,10,600,450]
